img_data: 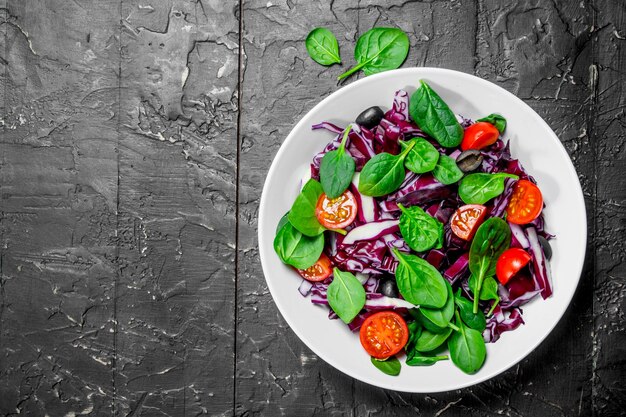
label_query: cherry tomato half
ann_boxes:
[450,204,487,241]
[496,248,531,285]
[359,311,409,359]
[296,253,332,282]
[315,190,358,230]
[506,180,543,225]
[461,122,500,151]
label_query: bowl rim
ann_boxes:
[258,67,587,392]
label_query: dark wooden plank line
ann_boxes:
[114,0,240,415]
[234,0,244,415]
[0,1,121,414]
[590,1,626,415]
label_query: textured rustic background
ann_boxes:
[0,0,623,416]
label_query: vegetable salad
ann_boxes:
[273,81,553,376]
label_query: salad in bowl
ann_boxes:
[272,80,554,376]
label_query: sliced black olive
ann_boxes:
[380,278,399,298]
[456,149,484,173]
[538,235,553,260]
[356,106,385,129]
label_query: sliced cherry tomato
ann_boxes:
[359,311,409,359]
[496,248,531,285]
[506,180,543,224]
[461,122,500,151]
[315,190,358,230]
[450,204,487,241]
[296,253,332,282]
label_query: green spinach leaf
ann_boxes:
[469,217,510,313]
[398,204,443,252]
[405,320,422,353]
[477,113,507,133]
[338,27,409,80]
[392,248,448,308]
[414,326,453,352]
[448,312,487,374]
[273,221,324,269]
[305,28,341,66]
[454,289,486,331]
[288,179,326,236]
[371,356,401,376]
[358,141,415,197]
[468,275,500,317]
[401,138,439,174]
[327,268,366,324]
[276,211,290,234]
[432,154,464,185]
[406,353,449,367]
[320,125,356,198]
[409,80,463,148]
[419,281,457,330]
[458,173,518,205]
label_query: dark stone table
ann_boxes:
[0,1,624,415]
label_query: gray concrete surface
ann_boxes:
[0,0,624,415]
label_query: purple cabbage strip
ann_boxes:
[509,223,530,249]
[526,226,553,299]
[484,306,525,343]
[382,174,452,211]
[350,179,379,223]
[341,219,400,246]
[425,249,446,269]
[379,256,398,274]
[386,89,410,123]
[499,277,541,309]
[298,279,314,297]
[347,312,370,332]
[311,121,344,134]
[490,177,517,218]
[382,233,410,253]
[444,252,470,284]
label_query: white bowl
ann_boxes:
[258,68,586,393]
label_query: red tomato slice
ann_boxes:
[506,180,543,224]
[450,204,487,241]
[496,248,531,285]
[359,311,409,359]
[296,253,332,282]
[315,190,358,230]
[461,122,500,151]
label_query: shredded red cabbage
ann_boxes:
[297,89,553,345]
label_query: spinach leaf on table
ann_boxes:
[409,80,463,148]
[432,154,464,185]
[273,221,324,269]
[327,268,366,324]
[288,179,326,236]
[458,173,518,205]
[448,311,487,374]
[401,137,440,174]
[338,27,409,80]
[370,356,401,376]
[305,28,341,66]
[454,289,486,331]
[320,125,356,198]
[358,140,415,197]
[392,248,448,308]
[398,204,443,252]
[477,113,507,133]
[469,217,510,313]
